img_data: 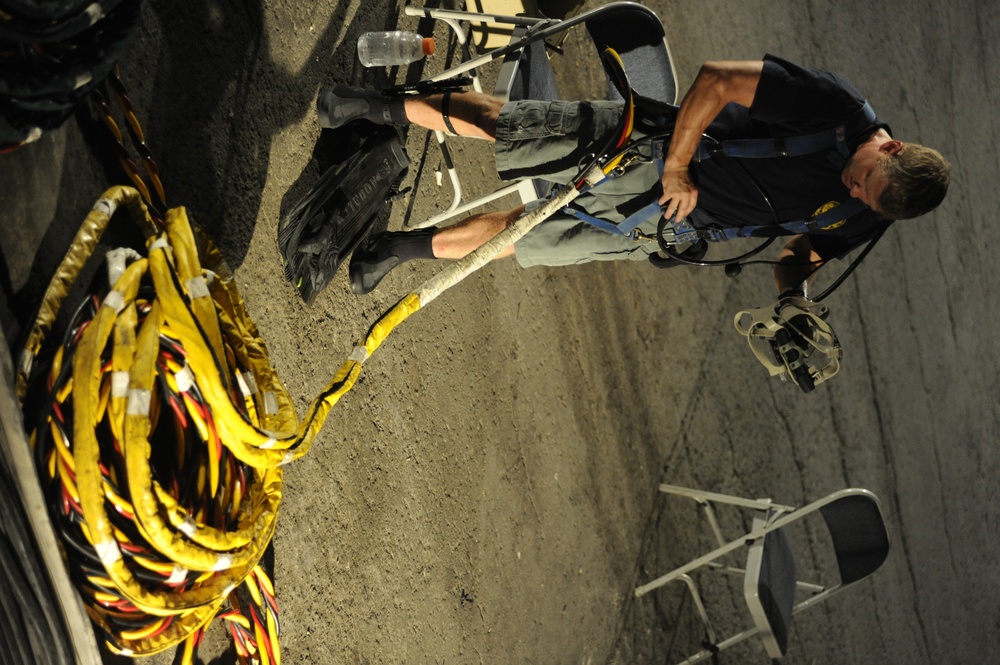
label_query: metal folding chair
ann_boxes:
[401,1,678,228]
[635,485,891,664]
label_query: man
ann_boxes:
[318,55,950,297]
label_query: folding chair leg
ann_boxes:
[635,535,748,598]
[433,130,462,218]
[675,624,762,665]
[658,484,795,514]
[675,574,717,646]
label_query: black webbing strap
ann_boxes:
[441,91,458,136]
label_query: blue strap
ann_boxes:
[693,101,876,164]
[564,191,869,242]
[562,199,663,237]
[713,197,869,239]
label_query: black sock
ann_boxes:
[380,228,436,262]
[318,87,410,128]
[385,95,408,125]
[364,93,407,126]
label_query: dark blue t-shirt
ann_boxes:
[689,54,893,260]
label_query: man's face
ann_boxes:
[841,141,890,212]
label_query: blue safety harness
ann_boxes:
[561,102,878,242]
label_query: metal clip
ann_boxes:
[610,149,643,176]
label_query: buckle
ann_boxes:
[774,137,788,157]
[610,149,643,176]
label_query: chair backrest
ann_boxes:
[498,3,677,106]
[744,491,889,658]
[819,493,891,585]
[744,515,798,658]
[584,3,677,105]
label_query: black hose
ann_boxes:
[0,0,143,148]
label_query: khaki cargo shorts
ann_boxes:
[494,100,667,267]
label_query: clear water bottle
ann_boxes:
[357,31,436,67]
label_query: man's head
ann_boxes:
[842,131,951,220]
[878,143,951,219]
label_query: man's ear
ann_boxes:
[880,139,904,156]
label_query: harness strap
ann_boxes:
[693,101,876,166]
[718,197,869,238]
[562,199,663,237]
[561,154,869,240]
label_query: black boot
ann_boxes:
[349,229,436,295]
[317,85,408,130]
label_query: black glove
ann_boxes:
[648,252,680,269]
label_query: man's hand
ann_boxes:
[657,60,763,222]
[659,165,698,222]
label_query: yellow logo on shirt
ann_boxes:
[813,201,846,230]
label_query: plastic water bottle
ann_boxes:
[357,31,436,67]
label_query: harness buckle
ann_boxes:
[660,218,702,245]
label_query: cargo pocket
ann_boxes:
[505,101,569,141]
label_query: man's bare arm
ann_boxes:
[659,60,764,221]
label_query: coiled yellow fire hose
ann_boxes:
[18,187,287,660]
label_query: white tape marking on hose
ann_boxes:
[94,540,122,567]
[92,197,115,217]
[213,553,234,572]
[126,389,151,416]
[85,3,106,25]
[106,248,128,287]
[174,365,195,393]
[263,390,279,415]
[241,371,259,395]
[167,566,189,585]
[260,437,277,450]
[185,276,210,299]
[178,516,197,538]
[73,71,93,90]
[349,345,370,363]
[18,350,33,379]
[103,290,126,314]
[111,371,130,398]
[280,451,295,466]
[149,236,169,252]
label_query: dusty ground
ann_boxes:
[2,0,999,663]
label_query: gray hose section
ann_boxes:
[1,325,103,665]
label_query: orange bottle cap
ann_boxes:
[422,37,436,56]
